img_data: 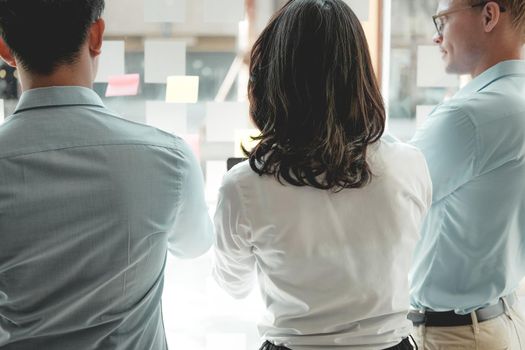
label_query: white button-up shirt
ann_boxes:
[213,139,431,349]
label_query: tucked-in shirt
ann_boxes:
[410,60,525,314]
[213,140,432,349]
[0,86,213,349]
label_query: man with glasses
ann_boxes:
[408,0,525,348]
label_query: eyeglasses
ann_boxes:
[432,1,507,36]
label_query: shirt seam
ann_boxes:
[13,103,105,115]
[0,141,185,161]
[442,105,481,177]
[9,103,170,140]
[459,107,481,176]
[171,141,189,219]
[229,171,254,245]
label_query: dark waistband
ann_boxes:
[260,338,413,350]
[408,294,517,327]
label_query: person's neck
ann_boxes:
[18,62,94,92]
[470,42,523,78]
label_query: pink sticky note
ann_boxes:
[105,74,140,97]
[181,134,201,160]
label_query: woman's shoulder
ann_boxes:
[224,159,252,177]
[371,137,430,186]
[373,137,427,167]
[221,159,260,189]
[378,135,421,154]
[371,137,432,206]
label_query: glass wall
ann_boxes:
[385,0,462,141]
[0,1,276,348]
[5,0,522,349]
[0,1,382,348]
[97,2,271,348]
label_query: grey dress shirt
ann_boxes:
[0,86,213,349]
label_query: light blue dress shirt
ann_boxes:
[0,86,213,349]
[410,60,525,314]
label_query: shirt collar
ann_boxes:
[454,60,525,99]
[14,86,105,114]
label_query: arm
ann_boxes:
[212,175,256,299]
[410,104,478,203]
[412,147,433,213]
[168,139,214,259]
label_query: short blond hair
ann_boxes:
[472,0,525,39]
[502,0,525,39]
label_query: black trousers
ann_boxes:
[259,337,415,350]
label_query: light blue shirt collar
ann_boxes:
[454,60,525,99]
[14,86,105,114]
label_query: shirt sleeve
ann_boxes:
[413,147,433,213]
[167,139,214,259]
[212,174,256,299]
[410,104,478,203]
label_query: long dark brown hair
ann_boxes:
[247,0,385,191]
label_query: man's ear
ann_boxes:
[0,38,17,68]
[88,18,105,57]
[482,2,501,33]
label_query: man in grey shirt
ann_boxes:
[0,0,213,348]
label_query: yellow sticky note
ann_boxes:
[234,129,260,157]
[166,76,199,103]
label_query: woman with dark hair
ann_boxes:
[213,0,431,349]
